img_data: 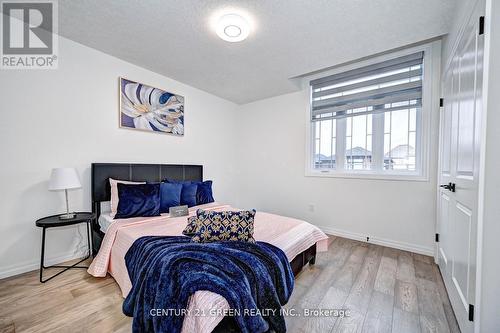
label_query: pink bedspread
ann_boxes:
[88,202,328,333]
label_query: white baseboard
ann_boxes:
[0,250,88,280]
[318,225,435,256]
[1,227,434,279]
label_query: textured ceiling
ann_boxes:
[58,0,457,104]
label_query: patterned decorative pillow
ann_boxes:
[191,209,256,243]
[183,216,201,236]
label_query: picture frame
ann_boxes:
[119,77,184,136]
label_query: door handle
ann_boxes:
[440,184,451,190]
[440,182,456,192]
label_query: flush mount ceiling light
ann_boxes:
[216,14,250,42]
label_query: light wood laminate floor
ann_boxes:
[0,236,460,333]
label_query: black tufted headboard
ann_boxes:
[90,163,203,254]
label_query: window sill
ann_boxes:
[305,169,429,182]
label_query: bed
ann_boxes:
[88,163,328,333]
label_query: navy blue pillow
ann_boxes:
[180,183,198,207]
[159,182,182,213]
[115,183,160,219]
[164,179,191,184]
[196,180,214,205]
[165,179,215,206]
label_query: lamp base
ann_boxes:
[59,213,76,220]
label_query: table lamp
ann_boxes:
[48,168,82,219]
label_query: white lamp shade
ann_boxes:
[48,168,82,191]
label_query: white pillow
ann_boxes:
[100,201,111,214]
[109,178,145,217]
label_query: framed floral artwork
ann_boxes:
[119,77,184,135]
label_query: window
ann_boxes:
[307,48,433,180]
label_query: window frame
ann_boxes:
[305,41,440,181]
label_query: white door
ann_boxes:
[437,5,484,333]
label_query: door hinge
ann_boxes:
[435,233,440,242]
[439,98,444,107]
[469,304,474,321]
[479,16,485,35]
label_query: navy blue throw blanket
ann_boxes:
[123,236,294,333]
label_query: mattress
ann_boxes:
[98,212,114,233]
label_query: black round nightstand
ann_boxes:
[36,212,95,283]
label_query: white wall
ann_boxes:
[0,35,238,278]
[233,83,440,255]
